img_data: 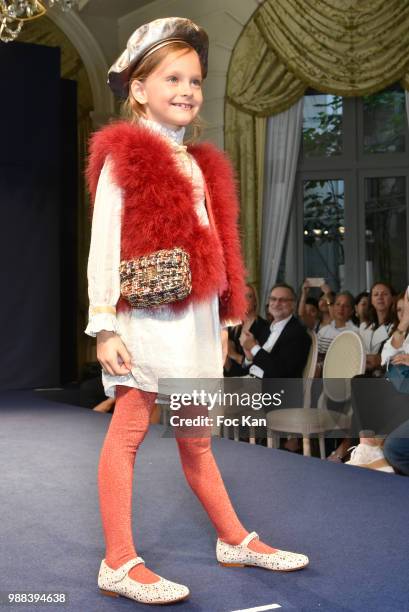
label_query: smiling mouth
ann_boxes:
[172,103,193,110]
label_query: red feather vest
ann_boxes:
[86,121,247,323]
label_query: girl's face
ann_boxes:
[131,49,203,130]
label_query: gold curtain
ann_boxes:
[225,16,305,283]
[224,107,266,285]
[256,0,409,97]
[226,0,409,288]
[20,17,95,375]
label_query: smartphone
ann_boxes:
[407,285,409,299]
[306,277,325,287]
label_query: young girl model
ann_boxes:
[85,17,309,606]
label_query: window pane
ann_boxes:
[303,179,345,291]
[363,90,406,154]
[365,177,406,290]
[303,94,343,157]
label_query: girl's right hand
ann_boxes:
[96,330,132,376]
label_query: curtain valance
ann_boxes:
[256,0,409,99]
[228,0,409,119]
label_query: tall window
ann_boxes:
[283,86,409,294]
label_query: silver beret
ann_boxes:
[108,17,209,99]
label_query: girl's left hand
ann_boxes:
[391,353,409,366]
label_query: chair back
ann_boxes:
[302,330,318,408]
[303,330,318,380]
[322,330,365,402]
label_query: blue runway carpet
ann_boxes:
[1,390,408,612]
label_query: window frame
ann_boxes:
[285,86,409,294]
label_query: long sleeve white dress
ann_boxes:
[85,119,224,397]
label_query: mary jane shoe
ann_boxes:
[216,531,309,572]
[98,557,190,605]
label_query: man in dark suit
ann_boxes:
[240,284,311,451]
[240,283,311,379]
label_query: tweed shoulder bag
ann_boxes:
[119,180,216,309]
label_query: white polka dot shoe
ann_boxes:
[216,531,309,572]
[98,557,190,605]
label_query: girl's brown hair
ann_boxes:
[120,41,205,143]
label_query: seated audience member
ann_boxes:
[359,282,394,374]
[317,291,358,360]
[299,279,334,331]
[353,291,369,326]
[318,283,335,327]
[329,287,396,461]
[239,283,311,379]
[298,289,320,331]
[303,297,320,331]
[224,284,267,377]
[384,418,409,476]
[340,291,408,471]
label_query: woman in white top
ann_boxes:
[317,291,358,358]
[341,291,409,471]
[359,282,395,373]
[327,286,392,462]
[329,291,407,469]
[381,291,409,367]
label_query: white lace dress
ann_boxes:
[85,119,224,397]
